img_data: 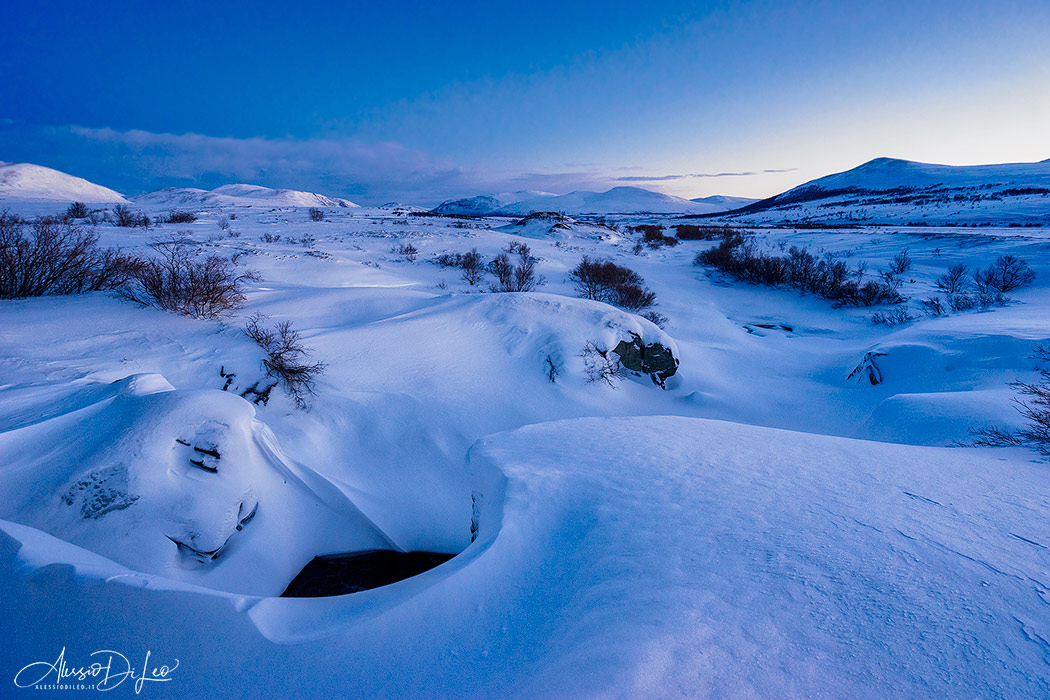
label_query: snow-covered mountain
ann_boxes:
[0,161,128,203]
[432,190,556,216]
[136,183,359,208]
[691,194,760,210]
[714,157,1050,225]
[435,186,723,216]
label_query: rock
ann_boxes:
[611,333,679,388]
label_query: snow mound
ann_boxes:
[0,161,128,203]
[0,374,394,595]
[497,211,622,241]
[136,184,359,208]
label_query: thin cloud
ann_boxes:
[614,168,796,182]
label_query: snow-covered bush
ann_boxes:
[245,313,327,409]
[580,341,625,387]
[569,256,657,311]
[0,213,139,298]
[120,236,258,318]
[308,207,325,222]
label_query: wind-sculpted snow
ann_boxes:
[2,417,1048,697]
[0,374,394,595]
[0,198,1048,697]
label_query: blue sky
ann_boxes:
[2,0,1049,205]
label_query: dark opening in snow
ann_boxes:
[280,550,456,597]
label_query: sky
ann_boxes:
[2,0,1049,206]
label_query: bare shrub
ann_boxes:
[121,236,258,318]
[65,202,89,219]
[260,233,281,243]
[490,244,543,292]
[436,252,464,268]
[245,313,326,409]
[113,204,149,228]
[569,256,657,311]
[217,215,231,232]
[695,232,902,307]
[308,208,325,222]
[395,243,419,261]
[871,306,914,326]
[581,341,624,387]
[936,264,969,294]
[921,297,946,317]
[971,345,1050,455]
[165,210,197,224]
[0,213,139,298]
[460,248,484,286]
[888,249,912,276]
[974,255,1035,293]
[674,224,728,241]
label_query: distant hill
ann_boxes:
[690,194,760,210]
[136,184,359,208]
[0,162,128,203]
[435,186,722,216]
[708,157,1050,225]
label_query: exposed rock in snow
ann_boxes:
[611,333,680,387]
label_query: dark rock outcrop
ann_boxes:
[611,333,679,388]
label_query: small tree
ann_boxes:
[65,202,89,219]
[308,208,325,222]
[974,255,1035,293]
[936,264,969,294]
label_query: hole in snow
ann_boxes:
[280,549,456,597]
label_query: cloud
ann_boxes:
[0,122,794,204]
[614,168,796,182]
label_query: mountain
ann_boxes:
[691,194,760,210]
[135,184,359,208]
[433,190,556,216]
[0,162,128,203]
[435,186,723,216]
[711,157,1050,225]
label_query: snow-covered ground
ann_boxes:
[2,183,1050,697]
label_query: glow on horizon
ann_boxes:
[2,0,1048,205]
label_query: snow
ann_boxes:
[0,162,128,203]
[1,159,1050,697]
[435,186,725,216]
[715,157,1050,225]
